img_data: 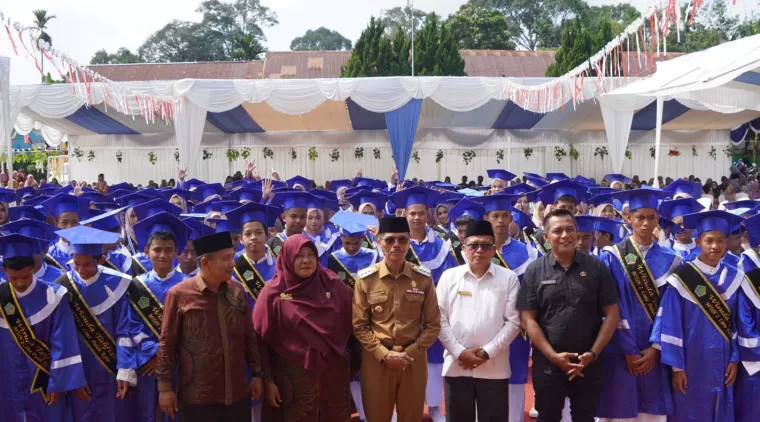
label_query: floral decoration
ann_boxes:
[202,149,212,160]
[372,148,381,159]
[330,149,340,162]
[412,150,420,163]
[309,147,319,161]
[523,148,533,159]
[462,150,476,165]
[354,147,364,159]
[435,150,444,163]
[554,146,567,162]
[148,151,157,165]
[116,150,123,163]
[594,146,608,160]
[496,149,504,164]
[263,147,274,160]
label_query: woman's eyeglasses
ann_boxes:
[464,243,494,251]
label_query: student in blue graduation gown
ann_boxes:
[735,265,760,422]
[177,217,211,277]
[40,193,92,270]
[129,212,190,422]
[574,215,599,255]
[80,207,134,275]
[597,189,681,422]
[442,198,486,266]
[741,214,760,273]
[267,191,319,258]
[593,218,627,254]
[0,234,89,422]
[472,194,538,422]
[650,210,744,422]
[392,186,458,421]
[658,198,705,259]
[52,225,150,422]
[346,190,388,252]
[1,219,62,285]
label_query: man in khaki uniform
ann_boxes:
[353,216,441,422]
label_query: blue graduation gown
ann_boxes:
[735,278,760,422]
[47,239,72,270]
[410,228,459,364]
[498,238,539,385]
[598,242,681,418]
[650,260,742,422]
[231,248,276,309]
[672,241,699,260]
[36,261,63,285]
[63,267,148,422]
[0,278,87,422]
[305,226,342,267]
[741,248,760,273]
[132,270,186,422]
[333,247,378,274]
[105,249,134,276]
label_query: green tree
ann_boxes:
[341,17,393,77]
[90,47,143,65]
[664,1,741,53]
[31,10,56,83]
[413,14,466,76]
[381,6,429,38]
[290,27,352,51]
[579,4,640,36]
[446,4,515,50]
[545,17,613,77]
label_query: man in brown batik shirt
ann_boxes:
[156,232,263,422]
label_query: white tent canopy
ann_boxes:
[602,34,760,183]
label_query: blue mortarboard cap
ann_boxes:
[659,216,684,234]
[8,206,45,222]
[328,179,355,193]
[354,177,384,189]
[575,215,600,233]
[211,200,244,215]
[287,176,314,191]
[457,188,485,197]
[526,175,549,188]
[79,191,108,203]
[743,213,760,247]
[663,180,702,199]
[594,218,627,243]
[502,183,536,196]
[80,207,126,231]
[224,180,247,190]
[399,180,416,189]
[15,187,38,204]
[134,212,189,250]
[109,182,134,193]
[347,191,388,212]
[588,193,616,208]
[38,182,60,189]
[0,188,16,204]
[24,196,50,208]
[683,210,743,237]
[184,178,205,191]
[2,219,59,248]
[132,199,182,221]
[108,189,134,201]
[228,187,262,203]
[613,189,663,211]
[192,200,218,215]
[330,210,377,237]
[192,183,225,203]
[546,173,570,182]
[448,199,485,225]
[59,185,75,195]
[117,192,158,209]
[207,218,236,234]
[435,192,465,207]
[658,198,704,220]
[473,194,522,214]
[56,225,121,255]
[511,208,536,231]
[271,191,320,211]
[250,179,287,191]
[94,201,121,212]
[392,186,440,209]
[345,186,372,197]
[723,200,760,212]
[605,174,632,185]
[226,202,280,229]
[311,189,339,211]
[0,234,43,258]
[181,217,213,241]
[41,194,91,218]
[487,169,516,182]
[573,175,598,187]
[435,183,457,191]
[590,187,617,197]
[423,181,441,189]
[161,188,192,201]
[538,180,588,206]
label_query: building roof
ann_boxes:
[86,50,684,81]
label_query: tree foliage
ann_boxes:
[290,27,352,51]
[32,10,56,83]
[545,17,613,77]
[380,6,429,38]
[446,4,515,50]
[90,48,143,65]
[414,14,466,76]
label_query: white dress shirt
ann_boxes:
[437,262,521,379]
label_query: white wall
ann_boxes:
[68,128,732,186]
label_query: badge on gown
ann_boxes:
[243,270,254,281]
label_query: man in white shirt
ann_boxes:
[437,220,521,422]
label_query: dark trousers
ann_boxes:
[532,360,603,422]
[180,399,250,422]
[443,376,509,422]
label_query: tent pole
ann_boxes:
[653,96,663,188]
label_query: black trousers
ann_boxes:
[531,360,603,422]
[180,398,250,422]
[443,376,509,422]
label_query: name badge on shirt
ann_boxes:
[540,280,557,285]
[458,290,473,296]
[407,288,425,295]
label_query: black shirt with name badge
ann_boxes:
[517,251,619,368]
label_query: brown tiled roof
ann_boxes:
[85,50,684,81]
[87,61,264,81]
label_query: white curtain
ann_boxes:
[0,56,10,169]
[599,95,654,173]
[174,100,207,175]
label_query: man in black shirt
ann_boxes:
[518,209,620,422]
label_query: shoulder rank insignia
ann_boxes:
[358,266,378,279]
[412,264,431,277]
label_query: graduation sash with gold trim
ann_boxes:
[131,256,148,277]
[405,248,421,266]
[492,249,529,340]
[233,255,267,302]
[613,238,660,322]
[524,227,550,254]
[45,254,65,271]
[444,231,463,265]
[269,235,285,258]
[327,253,357,294]
[127,278,164,338]
[362,234,376,250]
[104,258,121,273]
[0,283,51,400]
[672,263,732,342]
[745,267,760,301]
[59,274,117,375]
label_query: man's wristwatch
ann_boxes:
[588,351,598,361]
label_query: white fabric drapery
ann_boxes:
[173,100,207,175]
[0,56,11,171]
[599,95,654,174]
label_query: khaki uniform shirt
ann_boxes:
[352,260,441,363]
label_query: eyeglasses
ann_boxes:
[381,236,410,245]
[464,243,495,251]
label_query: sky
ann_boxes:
[2,0,759,84]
